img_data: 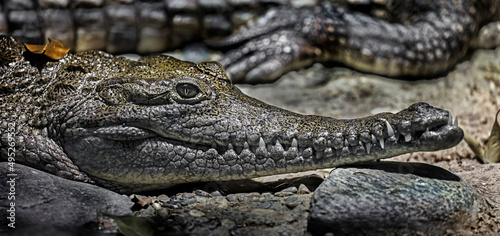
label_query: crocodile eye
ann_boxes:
[176,83,199,98]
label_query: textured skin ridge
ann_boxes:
[217,0,500,82]
[0,0,317,53]
[1,0,499,82]
[0,36,463,192]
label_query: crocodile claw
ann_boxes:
[211,7,321,84]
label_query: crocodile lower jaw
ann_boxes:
[69,122,462,165]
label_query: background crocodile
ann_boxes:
[0,35,463,193]
[1,0,500,83]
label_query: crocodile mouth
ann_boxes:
[86,112,462,159]
[62,106,463,191]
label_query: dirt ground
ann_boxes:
[233,48,500,235]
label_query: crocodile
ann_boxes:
[0,0,316,53]
[0,35,464,193]
[1,0,500,83]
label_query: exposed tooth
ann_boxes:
[404,133,412,142]
[276,140,281,147]
[243,142,249,149]
[259,137,265,148]
[454,116,458,126]
[378,138,385,149]
[448,112,453,125]
[365,142,371,154]
[267,144,273,151]
[344,139,349,147]
[371,134,377,144]
[351,146,358,154]
[384,119,394,137]
[212,143,217,149]
[327,140,332,147]
[292,138,298,148]
[228,143,234,150]
[426,127,430,133]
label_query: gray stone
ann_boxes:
[0,163,133,235]
[308,161,484,235]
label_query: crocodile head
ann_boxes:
[0,36,463,192]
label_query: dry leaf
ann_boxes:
[484,109,500,163]
[464,131,485,160]
[25,38,70,60]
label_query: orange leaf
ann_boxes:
[24,38,70,60]
[45,38,70,60]
[24,43,47,54]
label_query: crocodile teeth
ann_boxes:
[228,143,234,150]
[454,116,458,126]
[365,142,371,154]
[212,142,217,149]
[351,146,358,154]
[384,119,394,137]
[404,133,412,142]
[378,138,385,149]
[292,138,298,148]
[448,112,453,125]
[259,137,265,148]
[243,142,249,149]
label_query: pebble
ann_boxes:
[281,186,298,193]
[189,209,206,217]
[284,196,300,209]
[274,191,294,197]
[157,194,170,202]
[298,184,311,194]
[256,202,272,209]
[151,202,162,211]
[213,196,229,209]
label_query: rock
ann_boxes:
[0,163,134,235]
[308,161,484,235]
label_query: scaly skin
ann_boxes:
[0,0,311,53]
[1,0,500,83]
[217,0,500,83]
[0,36,463,193]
